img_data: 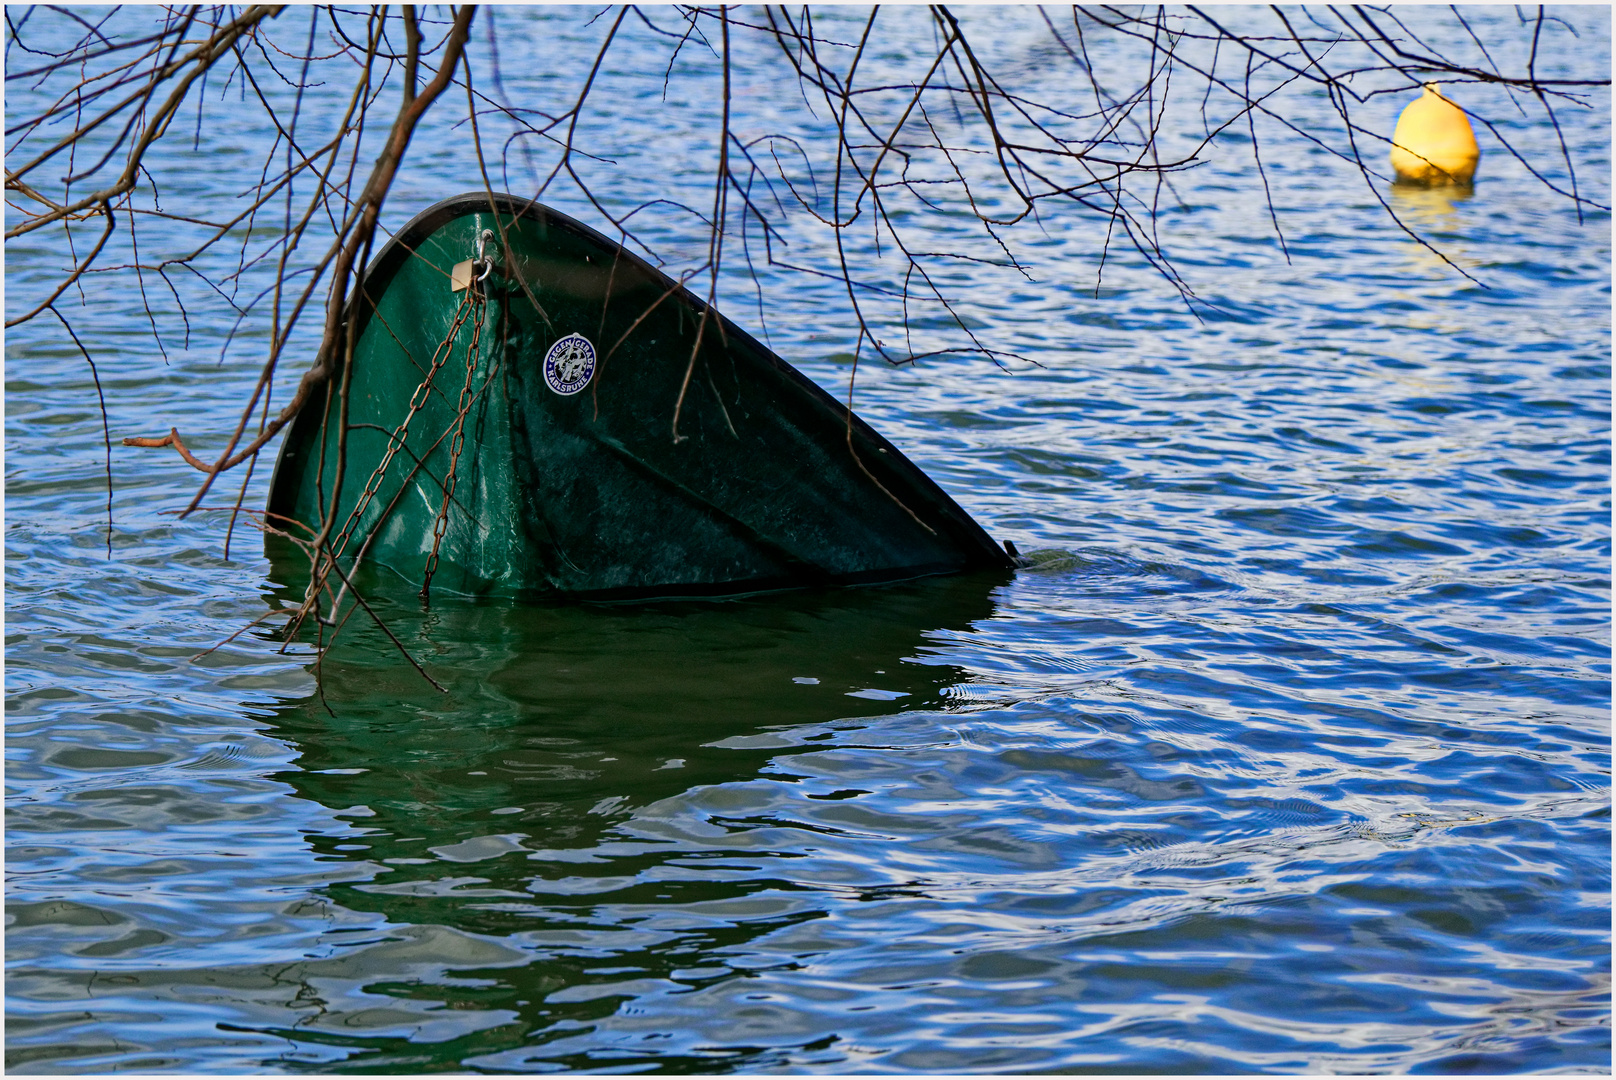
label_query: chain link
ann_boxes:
[329,290,477,565]
[420,280,487,601]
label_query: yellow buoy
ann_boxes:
[1390,83,1480,186]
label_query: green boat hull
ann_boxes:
[266,193,1012,600]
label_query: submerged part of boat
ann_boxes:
[266,192,1014,600]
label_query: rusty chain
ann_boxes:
[419,278,488,602]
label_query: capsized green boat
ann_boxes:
[267,192,1014,600]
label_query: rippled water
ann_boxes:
[6,7,1611,1073]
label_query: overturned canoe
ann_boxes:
[266,192,1013,600]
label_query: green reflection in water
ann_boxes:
[244,565,1005,1071]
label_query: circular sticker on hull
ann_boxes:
[543,333,597,395]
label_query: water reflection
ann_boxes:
[1390,179,1475,226]
[263,568,1003,893]
[231,571,1004,1067]
[1390,182,1483,277]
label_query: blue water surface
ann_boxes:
[5,6,1610,1073]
